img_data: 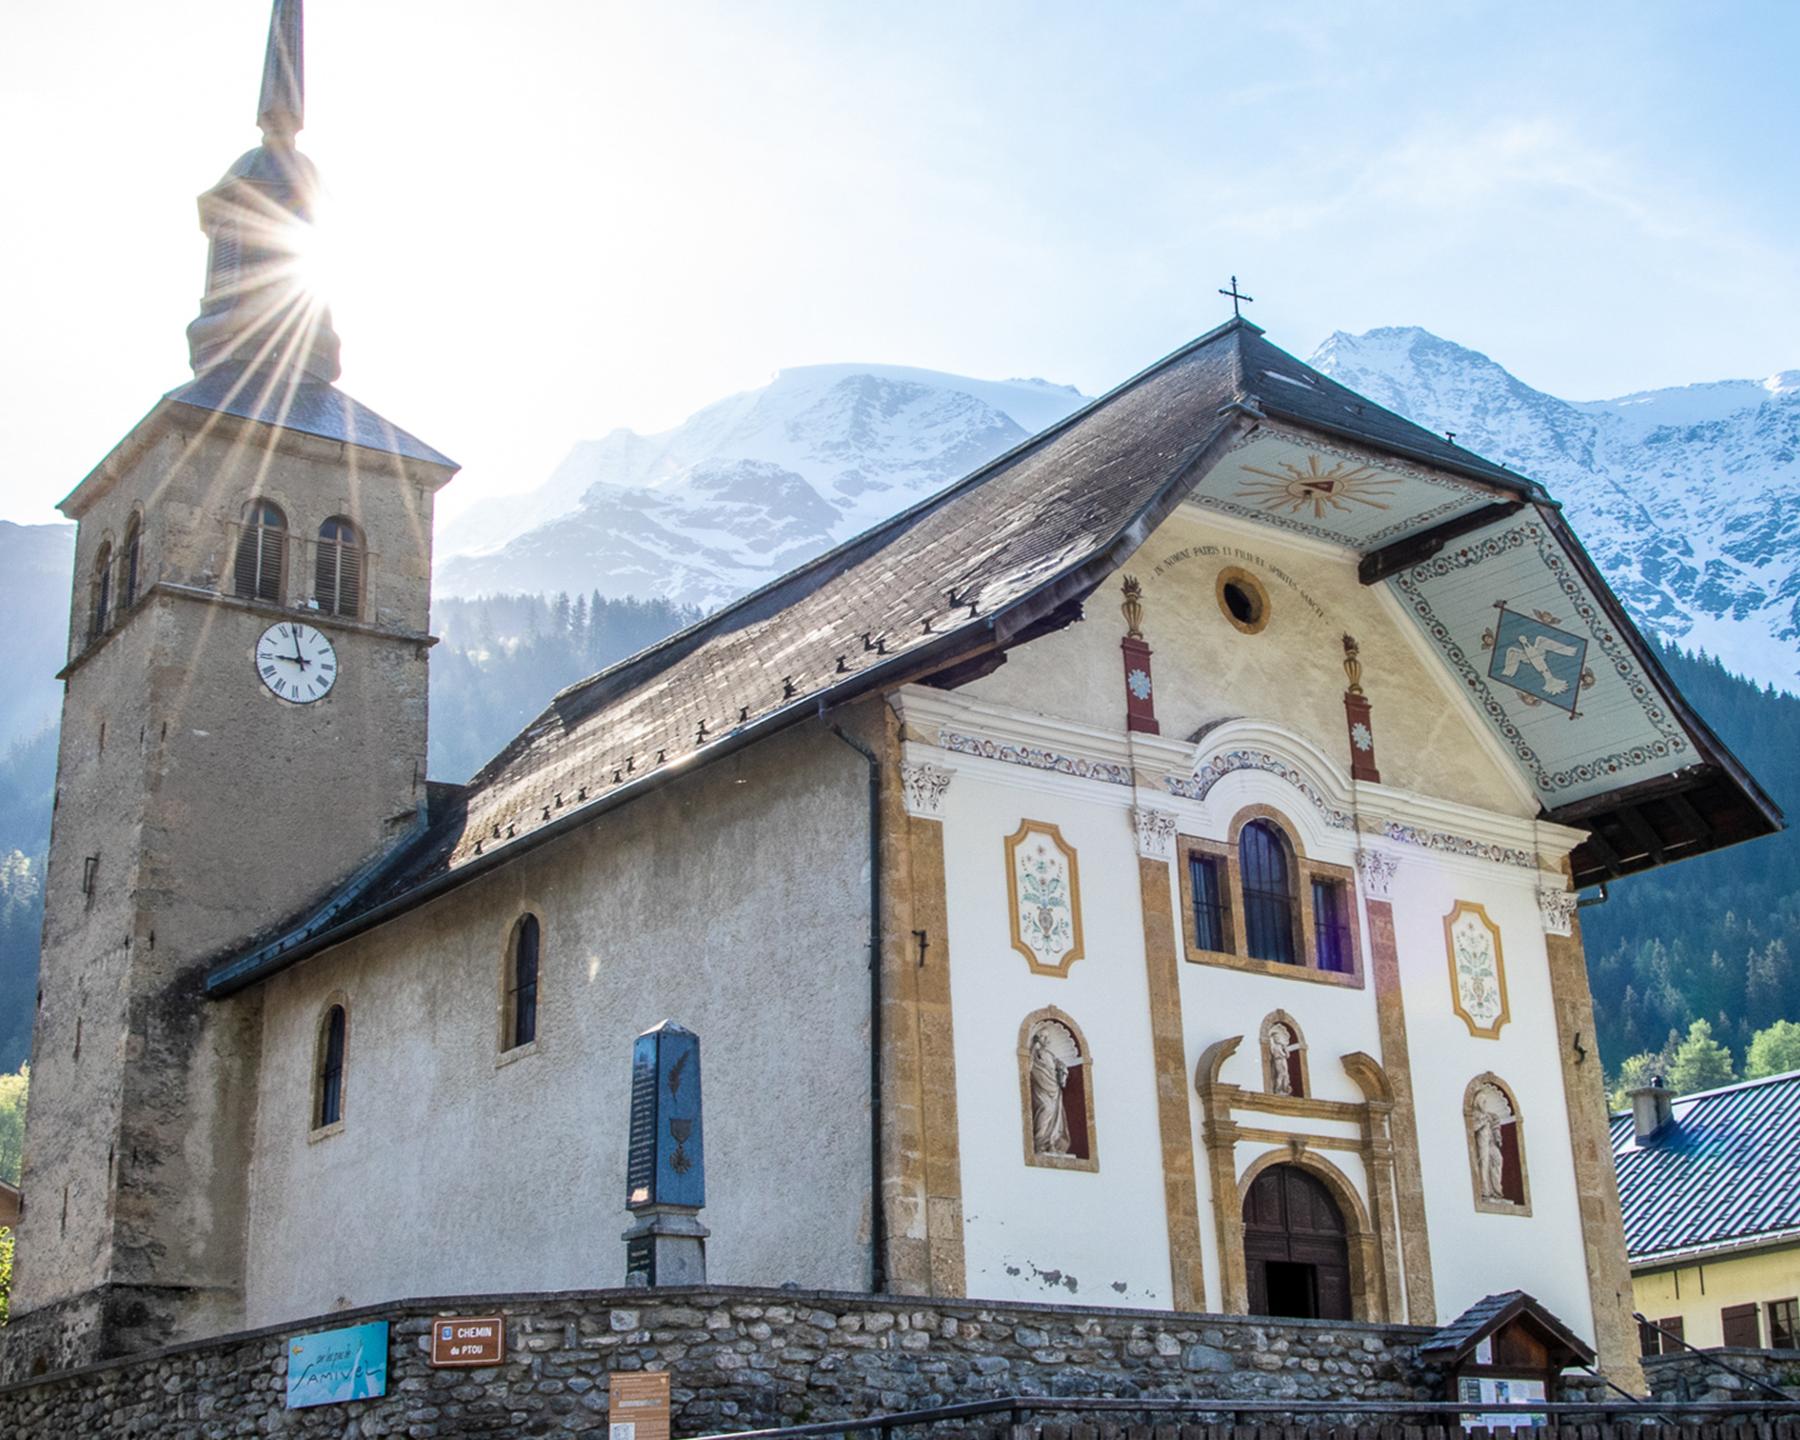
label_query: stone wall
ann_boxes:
[0,1285,1448,1437]
[1643,1347,1800,1402]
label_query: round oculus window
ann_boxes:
[1215,567,1270,634]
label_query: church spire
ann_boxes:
[185,0,341,383]
[257,0,305,147]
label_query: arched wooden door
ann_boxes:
[1243,1163,1352,1320]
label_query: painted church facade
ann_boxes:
[7,0,1780,1395]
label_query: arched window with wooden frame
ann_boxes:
[1179,806,1365,988]
[502,914,540,1054]
[314,1001,348,1133]
[1240,819,1300,965]
[234,499,287,603]
[314,515,363,618]
[120,514,143,609]
[89,541,114,642]
[1464,1073,1530,1214]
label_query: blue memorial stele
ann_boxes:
[623,1021,710,1286]
[627,1020,706,1211]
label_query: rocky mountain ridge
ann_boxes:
[433,331,1800,692]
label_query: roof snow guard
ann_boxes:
[205,319,1779,996]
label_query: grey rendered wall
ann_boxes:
[241,721,876,1326]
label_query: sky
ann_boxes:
[1,0,1795,527]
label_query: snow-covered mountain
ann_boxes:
[1313,328,1800,690]
[436,365,1088,608]
[434,332,1800,693]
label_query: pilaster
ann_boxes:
[1132,806,1205,1310]
[1358,849,1437,1323]
[1543,887,1646,1392]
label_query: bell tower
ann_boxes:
[6,0,455,1371]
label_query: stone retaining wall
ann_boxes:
[1643,1347,1800,1402]
[0,1286,1446,1438]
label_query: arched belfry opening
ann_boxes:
[1242,1162,1352,1320]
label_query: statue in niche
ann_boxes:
[1028,1024,1072,1156]
[1267,1021,1304,1096]
[1470,1081,1515,1202]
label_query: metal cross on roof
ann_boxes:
[1218,275,1255,318]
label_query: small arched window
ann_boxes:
[505,914,540,1051]
[89,542,114,641]
[234,500,287,604]
[120,516,142,609]
[316,1003,347,1129]
[315,516,363,618]
[1240,820,1299,965]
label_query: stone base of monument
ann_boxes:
[622,1205,711,1286]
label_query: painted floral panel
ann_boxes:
[1447,903,1508,1036]
[1007,822,1084,974]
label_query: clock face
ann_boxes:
[255,621,338,704]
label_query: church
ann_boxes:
[6,0,1780,1395]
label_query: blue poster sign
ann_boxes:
[285,1320,389,1409]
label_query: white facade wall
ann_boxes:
[937,756,1172,1306]
[905,506,1603,1338]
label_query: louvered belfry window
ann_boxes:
[234,501,287,603]
[315,516,363,617]
[90,542,114,641]
[1240,820,1298,965]
[121,518,141,607]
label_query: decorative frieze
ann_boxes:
[1132,805,1177,861]
[899,761,954,819]
[1370,819,1536,870]
[939,729,1132,787]
[1165,749,1355,830]
[1537,886,1578,937]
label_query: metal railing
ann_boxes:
[682,1391,1800,1440]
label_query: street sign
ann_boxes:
[428,1315,506,1368]
[608,1369,672,1440]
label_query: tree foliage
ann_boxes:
[1585,643,1800,1078]
[1746,1019,1800,1080]
[1667,1019,1736,1094]
[0,1064,24,1186]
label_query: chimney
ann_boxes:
[1629,1075,1676,1141]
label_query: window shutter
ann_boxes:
[1656,1315,1684,1353]
[234,526,261,599]
[314,539,339,614]
[337,543,362,618]
[257,524,284,602]
[1721,1303,1760,1348]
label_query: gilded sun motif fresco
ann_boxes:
[1445,901,1509,1039]
[1482,603,1595,717]
[1004,820,1085,976]
[1233,455,1401,520]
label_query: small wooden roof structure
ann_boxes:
[1419,1290,1596,1372]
